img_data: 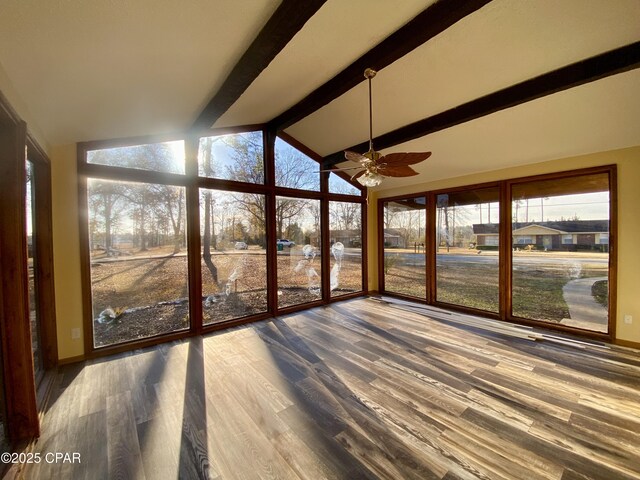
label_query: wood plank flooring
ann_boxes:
[12,298,640,479]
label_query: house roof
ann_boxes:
[0,1,639,187]
[474,220,609,234]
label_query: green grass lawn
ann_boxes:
[384,256,608,324]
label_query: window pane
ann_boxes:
[199,131,264,183]
[329,201,363,297]
[88,179,189,347]
[87,140,185,174]
[382,197,426,299]
[25,160,43,383]
[511,173,610,333]
[276,196,322,308]
[275,137,320,191]
[329,172,360,195]
[200,189,268,325]
[436,188,500,312]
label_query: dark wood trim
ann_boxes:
[86,329,192,359]
[201,311,274,334]
[504,164,617,339]
[506,314,612,342]
[426,192,436,304]
[78,163,191,187]
[378,290,429,306]
[325,192,364,203]
[275,132,363,197]
[320,186,330,303]
[278,131,365,195]
[185,136,202,335]
[264,128,279,317]
[324,42,640,167]
[271,186,324,201]
[277,131,324,164]
[195,177,270,194]
[77,126,368,358]
[276,299,326,317]
[377,196,385,294]
[429,180,502,197]
[608,165,618,341]
[26,138,58,370]
[77,149,95,357]
[0,119,39,440]
[360,199,368,295]
[328,291,366,303]
[500,180,511,321]
[269,0,493,131]
[189,124,267,140]
[432,301,502,321]
[378,192,428,299]
[378,164,618,342]
[192,0,327,130]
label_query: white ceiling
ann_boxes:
[0,0,639,187]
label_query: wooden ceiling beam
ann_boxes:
[268,0,493,132]
[192,0,327,131]
[324,41,640,167]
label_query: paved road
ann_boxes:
[385,251,609,268]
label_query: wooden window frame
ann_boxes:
[377,193,429,302]
[78,126,367,358]
[430,182,503,319]
[0,92,58,442]
[378,165,617,342]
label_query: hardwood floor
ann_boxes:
[13,298,640,479]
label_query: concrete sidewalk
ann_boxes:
[561,276,608,332]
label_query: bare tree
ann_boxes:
[330,201,360,231]
[88,180,126,251]
[200,137,218,282]
[226,134,318,239]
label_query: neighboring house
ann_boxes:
[329,229,362,248]
[473,220,609,251]
[383,228,406,248]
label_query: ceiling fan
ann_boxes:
[324,68,432,187]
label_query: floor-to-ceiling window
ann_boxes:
[379,166,615,337]
[510,171,612,333]
[84,141,190,347]
[435,186,500,313]
[329,200,363,297]
[380,196,427,300]
[79,130,366,353]
[200,189,268,325]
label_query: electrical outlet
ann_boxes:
[71,328,81,339]
[624,315,633,325]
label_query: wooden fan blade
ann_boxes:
[380,151,431,166]
[345,150,366,163]
[351,170,365,181]
[377,164,419,177]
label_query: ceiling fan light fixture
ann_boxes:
[324,68,431,186]
[356,170,383,187]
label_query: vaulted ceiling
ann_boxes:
[1,0,639,190]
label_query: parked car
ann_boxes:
[234,241,248,250]
[277,239,295,247]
